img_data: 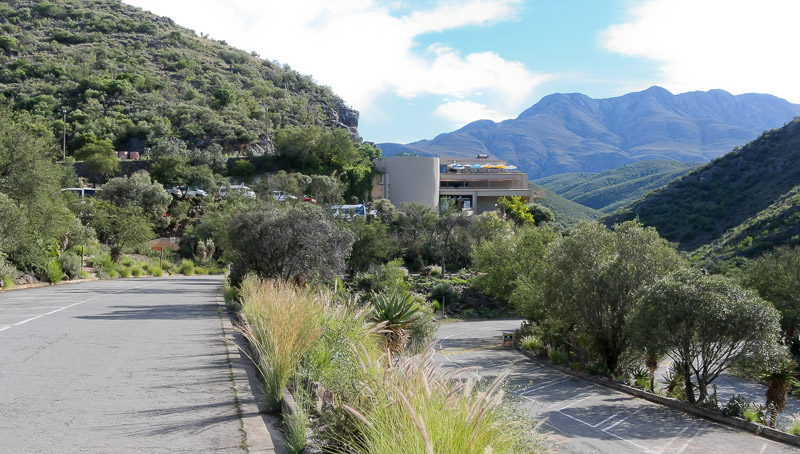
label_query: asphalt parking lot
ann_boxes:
[435,320,800,454]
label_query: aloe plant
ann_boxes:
[370,291,420,353]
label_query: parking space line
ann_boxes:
[657,425,690,453]
[555,392,595,411]
[759,443,768,454]
[0,281,163,333]
[517,377,570,395]
[592,412,621,428]
[603,406,646,431]
[552,406,658,454]
[676,429,700,454]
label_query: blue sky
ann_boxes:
[124,0,800,144]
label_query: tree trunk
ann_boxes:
[683,363,696,405]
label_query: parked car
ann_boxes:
[272,190,298,202]
[328,204,367,219]
[165,187,183,197]
[61,187,100,198]
[301,195,317,204]
[220,184,256,199]
[185,187,208,198]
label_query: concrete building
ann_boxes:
[373,154,543,214]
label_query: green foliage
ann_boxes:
[99,170,171,223]
[145,264,163,276]
[529,203,554,224]
[229,159,256,183]
[528,184,601,228]
[226,202,354,285]
[44,259,63,284]
[740,246,800,352]
[631,269,787,405]
[370,291,420,328]
[356,258,408,295]
[428,282,460,307]
[177,259,195,276]
[609,119,800,258]
[536,160,699,213]
[549,349,569,365]
[0,0,356,157]
[519,334,544,353]
[536,221,685,374]
[88,200,155,262]
[498,196,535,226]
[347,216,391,273]
[59,253,81,280]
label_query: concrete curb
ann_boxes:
[515,347,800,448]
[216,292,285,453]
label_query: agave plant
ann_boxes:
[369,291,420,354]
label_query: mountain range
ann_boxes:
[534,160,700,214]
[607,117,800,266]
[379,87,800,179]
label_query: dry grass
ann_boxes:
[239,276,326,411]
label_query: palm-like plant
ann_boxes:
[644,348,661,393]
[370,291,420,354]
[762,360,799,428]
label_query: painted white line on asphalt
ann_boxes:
[657,425,690,453]
[552,406,657,454]
[759,443,768,454]
[556,393,595,411]
[521,377,570,395]
[0,281,164,333]
[603,407,646,432]
[591,412,621,428]
[676,429,700,454]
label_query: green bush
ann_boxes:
[118,267,132,278]
[108,269,120,279]
[130,266,144,277]
[60,253,82,280]
[408,301,437,354]
[161,260,171,271]
[45,260,63,284]
[194,266,208,275]
[549,348,569,365]
[519,334,543,353]
[2,275,15,289]
[145,264,163,276]
[178,259,195,275]
[78,269,90,279]
[787,414,800,435]
[428,282,460,308]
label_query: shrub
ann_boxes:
[429,265,442,277]
[341,349,546,454]
[78,269,90,279]
[118,267,132,278]
[787,413,800,435]
[428,282,460,307]
[238,277,325,411]
[45,260,63,284]
[130,266,144,277]
[520,334,543,353]
[161,260,171,271]
[145,264,163,276]
[60,253,82,280]
[408,300,437,354]
[178,259,195,275]
[722,394,765,424]
[108,269,120,279]
[370,291,420,353]
[2,275,15,289]
[194,266,209,275]
[549,348,569,365]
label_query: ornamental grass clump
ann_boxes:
[239,276,326,411]
[342,348,546,454]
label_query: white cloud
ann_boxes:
[600,0,800,103]
[434,100,509,127]
[123,0,549,126]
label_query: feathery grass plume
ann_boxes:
[340,347,546,453]
[238,276,325,411]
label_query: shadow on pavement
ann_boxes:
[76,304,217,320]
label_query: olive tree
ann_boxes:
[99,170,171,223]
[631,269,787,405]
[226,202,353,284]
[89,201,156,262]
[537,221,685,374]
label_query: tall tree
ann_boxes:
[537,221,685,374]
[631,269,787,404]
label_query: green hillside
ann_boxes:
[608,117,800,256]
[535,160,699,213]
[0,0,358,156]
[529,183,602,228]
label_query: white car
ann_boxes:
[165,187,183,197]
[185,187,208,198]
[272,190,297,202]
[220,184,256,199]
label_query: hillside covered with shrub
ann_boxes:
[0,0,359,156]
[535,160,700,213]
[608,117,800,265]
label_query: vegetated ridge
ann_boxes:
[0,0,359,155]
[528,183,601,228]
[379,86,800,179]
[607,117,800,264]
[535,160,700,213]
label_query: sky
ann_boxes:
[123,0,800,144]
